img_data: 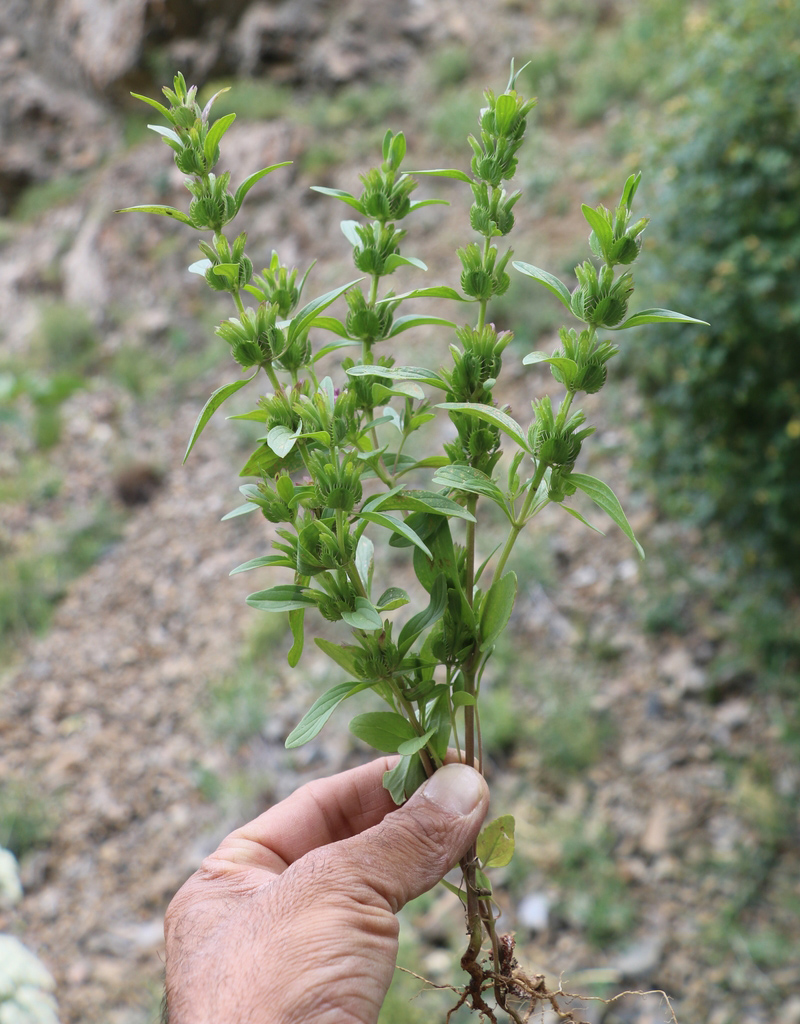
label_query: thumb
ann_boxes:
[336,762,490,913]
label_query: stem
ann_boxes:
[493,459,548,580]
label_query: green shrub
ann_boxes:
[632,0,800,580]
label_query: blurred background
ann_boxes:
[0,1,798,1022]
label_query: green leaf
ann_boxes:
[521,353,579,383]
[130,91,171,119]
[369,489,476,521]
[266,424,300,457]
[184,370,258,463]
[383,753,426,804]
[611,308,710,330]
[288,279,362,343]
[210,262,240,285]
[204,112,236,164]
[287,608,305,667]
[379,286,468,303]
[347,364,449,389]
[246,585,318,612]
[357,511,433,557]
[350,712,416,752]
[230,555,294,575]
[397,727,436,756]
[376,587,410,611]
[372,381,426,403]
[309,186,365,214]
[383,254,428,273]
[432,464,509,509]
[409,167,473,182]
[440,878,468,902]
[570,473,645,558]
[221,502,259,520]
[581,204,613,251]
[309,316,350,338]
[233,162,292,213]
[452,691,477,707]
[560,505,605,535]
[437,403,529,451]
[511,261,573,311]
[475,868,493,895]
[355,535,374,595]
[408,198,450,212]
[388,314,456,337]
[341,598,384,631]
[116,204,195,226]
[476,814,516,868]
[314,638,361,678]
[398,574,447,653]
[285,680,370,748]
[147,124,181,145]
[479,571,517,652]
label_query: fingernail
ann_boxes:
[420,764,486,816]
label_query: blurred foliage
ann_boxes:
[631,0,800,581]
[0,779,57,859]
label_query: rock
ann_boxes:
[610,934,664,981]
[0,852,22,910]
[517,891,550,932]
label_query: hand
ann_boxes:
[163,758,489,1024]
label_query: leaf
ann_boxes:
[146,124,181,145]
[288,279,362,342]
[309,186,365,214]
[314,638,361,678]
[398,574,447,653]
[409,167,473,182]
[476,814,516,868]
[511,261,573,310]
[357,511,433,557]
[355,535,374,595]
[369,489,476,521]
[408,198,450,211]
[479,571,517,652]
[383,254,428,273]
[611,308,710,330]
[379,286,468,303]
[309,316,350,338]
[229,555,294,575]
[376,587,410,611]
[188,258,213,276]
[397,727,437,756]
[287,608,305,667]
[285,680,370,748]
[347,364,449,389]
[560,504,605,536]
[266,424,300,457]
[388,314,456,337]
[350,712,416,752]
[440,878,468,903]
[204,112,236,164]
[383,753,427,804]
[452,691,477,707]
[570,473,645,559]
[581,204,613,251]
[432,464,509,508]
[130,92,171,119]
[183,371,258,463]
[233,162,292,213]
[246,585,318,612]
[221,501,259,520]
[341,598,384,631]
[437,402,529,451]
[371,381,426,403]
[116,204,195,227]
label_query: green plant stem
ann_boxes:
[493,459,548,579]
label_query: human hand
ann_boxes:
[163,758,489,1024]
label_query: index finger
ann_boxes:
[209,756,400,875]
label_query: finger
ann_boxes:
[209,756,402,873]
[323,762,489,913]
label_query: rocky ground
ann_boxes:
[0,2,798,1023]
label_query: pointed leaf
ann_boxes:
[184,370,258,462]
[369,489,475,521]
[581,204,613,250]
[388,314,455,337]
[230,555,294,575]
[570,473,645,558]
[376,587,410,611]
[409,167,473,182]
[350,712,416,753]
[432,464,509,509]
[383,752,426,804]
[477,814,516,868]
[479,571,517,651]
[310,316,350,338]
[355,535,374,595]
[398,574,447,653]
[246,585,318,613]
[378,286,468,303]
[310,186,365,214]
[560,504,605,535]
[347,364,448,389]
[130,92,171,119]
[357,511,432,557]
[383,254,428,273]
[314,638,362,677]
[437,402,529,451]
[204,112,236,164]
[288,279,362,342]
[408,198,450,211]
[221,501,260,520]
[397,727,437,756]
[116,204,195,226]
[511,261,573,310]
[452,691,477,708]
[233,162,292,213]
[285,680,371,748]
[147,124,181,144]
[287,607,305,667]
[612,308,709,330]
